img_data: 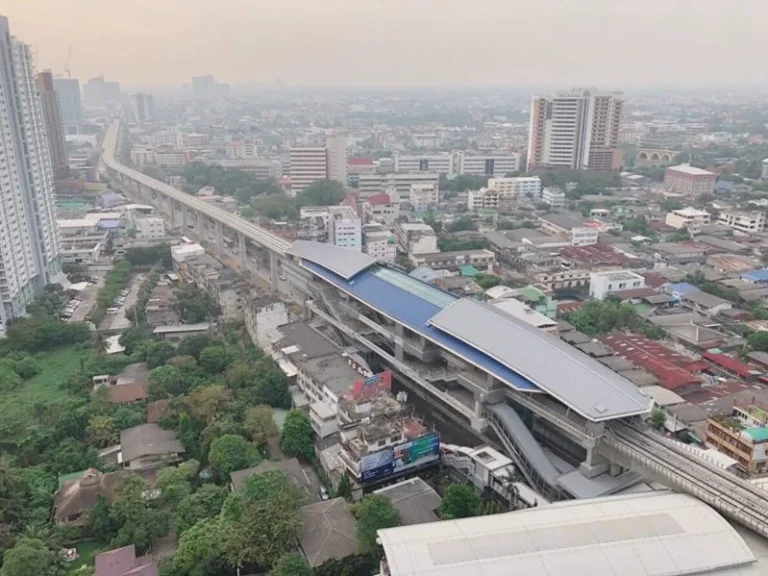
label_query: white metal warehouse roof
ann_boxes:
[428,299,651,421]
[377,492,760,576]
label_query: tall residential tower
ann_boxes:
[36,71,69,178]
[527,88,624,171]
[0,16,62,331]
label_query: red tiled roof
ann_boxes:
[348,156,375,166]
[703,352,761,379]
[600,333,705,391]
[641,272,666,289]
[615,287,658,300]
[367,192,392,206]
[560,244,630,267]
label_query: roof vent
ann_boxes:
[594,403,607,413]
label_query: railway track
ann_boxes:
[608,422,768,536]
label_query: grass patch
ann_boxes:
[66,540,107,575]
[0,346,88,436]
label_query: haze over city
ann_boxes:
[5,0,768,87]
[4,4,768,576]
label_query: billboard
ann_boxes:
[345,369,392,402]
[359,431,441,485]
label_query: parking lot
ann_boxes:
[67,276,105,323]
[99,274,144,332]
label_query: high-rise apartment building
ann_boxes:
[0,16,62,332]
[289,146,327,196]
[132,93,154,123]
[192,75,216,99]
[527,88,624,171]
[326,130,347,185]
[53,78,82,130]
[36,71,69,178]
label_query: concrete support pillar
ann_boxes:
[471,397,488,433]
[269,251,279,294]
[169,199,176,227]
[215,220,223,257]
[394,324,404,362]
[238,234,247,271]
[580,446,610,479]
[181,205,188,230]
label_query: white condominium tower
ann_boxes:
[0,16,62,330]
[325,130,347,185]
[527,88,623,171]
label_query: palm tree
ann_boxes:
[93,333,108,355]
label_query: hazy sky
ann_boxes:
[4,0,768,88]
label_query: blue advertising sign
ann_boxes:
[360,447,394,483]
[392,432,440,475]
[359,432,441,484]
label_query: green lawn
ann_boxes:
[66,540,107,575]
[0,345,88,434]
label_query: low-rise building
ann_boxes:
[136,215,165,240]
[541,188,566,208]
[718,210,766,234]
[53,469,121,525]
[664,164,717,196]
[394,153,453,174]
[358,172,439,201]
[665,207,711,231]
[118,423,184,473]
[410,249,495,272]
[533,268,591,292]
[589,270,646,300]
[94,545,157,576]
[364,225,397,264]
[409,183,439,212]
[487,176,541,198]
[298,498,358,567]
[680,290,733,317]
[153,323,214,342]
[395,222,438,255]
[329,214,362,251]
[363,191,400,225]
[538,214,599,246]
[707,398,768,474]
[467,187,500,210]
[454,151,520,176]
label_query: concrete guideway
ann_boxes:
[606,422,768,538]
[100,121,290,292]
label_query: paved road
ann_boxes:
[99,273,144,332]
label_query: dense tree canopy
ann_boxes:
[208,434,261,480]
[356,495,401,558]
[280,410,314,460]
[439,484,482,519]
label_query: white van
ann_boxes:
[106,307,120,314]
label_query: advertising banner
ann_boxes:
[392,432,440,475]
[360,447,394,483]
[359,432,441,484]
[344,369,392,401]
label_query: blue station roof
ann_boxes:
[297,242,651,421]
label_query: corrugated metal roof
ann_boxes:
[378,492,760,576]
[428,300,651,421]
[289,240,375,279]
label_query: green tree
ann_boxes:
[118,325,154,356]
[145,340,177,369]
[335,473,352,500]
[255,368,291,408]
[356,494,401,557]
[208,434,261,480]
[296,180,346,207]
[439,484,482,519]
[175,285,220,323]
[156,460,200,508]
[110,473,171,554]
[148,365,184,399]
[244,405,279,446]
[87,495,116,541]
[172,517,231,576]
[446,216,475,232]
[1,538,61,576]
[748,331,768,352]
[85,415,118,448]
[175,483,228,534]
[650,409,667,430]
[272,553,313,576]
[199,345,228,373]
[93,333,109,356]
[280,410,314,460]
[185,385,233,425]
[176,335,212,359]
[240,206,257,219]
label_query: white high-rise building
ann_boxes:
[455,152,520,177]
[527,88,624,171]
[326,131,347,185]
[0,16,62,332]
[290,146,327,196]
[329,215,362,251]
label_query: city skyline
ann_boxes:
[5,0,768,88]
